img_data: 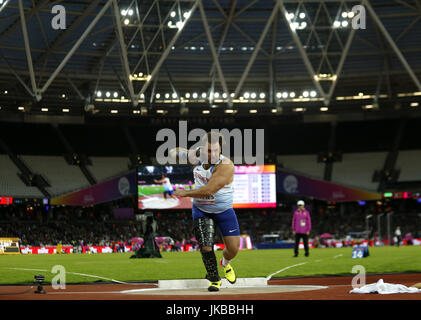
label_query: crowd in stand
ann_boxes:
[0,198,420,249]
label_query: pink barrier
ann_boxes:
[299,238,421,248]
[20,246,133,254]
[20,246,73,254]
[19,244,224,254]
[173,243,225,252]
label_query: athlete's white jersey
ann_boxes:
[192,154,233,213]
[163,178,173,191]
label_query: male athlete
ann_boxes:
[170,132,240,292]
[154,175,178,201]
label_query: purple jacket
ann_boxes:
[292,209,311,234]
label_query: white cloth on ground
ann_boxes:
[350,279,421,294]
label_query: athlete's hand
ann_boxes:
[174,190,188,197]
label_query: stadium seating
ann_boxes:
[21,155,89,196]
[89,157,130,182]
[395,150,421,182]
[3,151,421,198]
[332,152,388,191]
[2,156,131,197]
[0,155,44,198]
[277,152,392,191]
[277,154,325,180]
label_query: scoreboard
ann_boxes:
[0,238,21,255]
[233,165,277,208]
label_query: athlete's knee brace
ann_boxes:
[193,218,215,249]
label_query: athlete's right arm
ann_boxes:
[169,147,200,165]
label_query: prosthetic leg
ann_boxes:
[193,218,221,291]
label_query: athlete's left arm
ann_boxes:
[174,162,234,198]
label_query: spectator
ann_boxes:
[405,233,413,246]
[313,236,320,248]
[395,226,402,247]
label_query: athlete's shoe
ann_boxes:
[208,280,222,292]
[220,259,236,284]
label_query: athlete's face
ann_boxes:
[205,142,221,164]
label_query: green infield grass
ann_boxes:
[138,185,190,196]
[138,185,165,196]
[0,246,420,284]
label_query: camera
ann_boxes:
[34,275,45,282]
[34,274,46,294]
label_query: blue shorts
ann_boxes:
[165,189,174,195]
[192,205,240,237]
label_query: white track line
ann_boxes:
[7,267,135,285]
[265,262,308,281]
[65,271,129,284]
[138,191,152,198]
[9,267,49,272]
[266,253,345,281]
[47,291,123,294]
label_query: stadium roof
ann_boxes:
[0,0,420,119]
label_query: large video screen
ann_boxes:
[137,165,276,210]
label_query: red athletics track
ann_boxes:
[0,273,420,300]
